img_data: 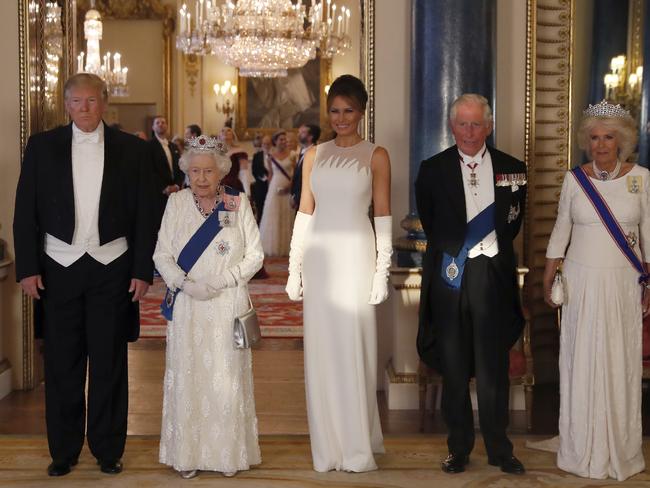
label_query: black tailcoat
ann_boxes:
[415,145,526,371]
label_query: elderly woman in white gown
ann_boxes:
[544,101,649,481]
[153,136,263,479]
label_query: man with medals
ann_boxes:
[415,94,527,475]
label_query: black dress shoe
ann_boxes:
[47,460,75,477]
[99,459,123,474]
[488,455,525,474]
[441,453,470,473]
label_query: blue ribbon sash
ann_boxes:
[160,199,227,320]
[440,202,496,289]
[270,156,292,181]
[571,166,648,284]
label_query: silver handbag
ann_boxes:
[233,288,261,349]
[550,268,565,306]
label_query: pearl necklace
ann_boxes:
[592,160,621,181]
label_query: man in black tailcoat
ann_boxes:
[290,123,320,210]
[251,134,272,223]
[13,73,155,477]
[149,115,183,226]
[415,94,527,475]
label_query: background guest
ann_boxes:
[259,131,295,256]
[251,134,272,224]
[149,115,183,227]
[291,124,321,209]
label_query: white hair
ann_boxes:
[449,93,493,124]
[179,148,231,176]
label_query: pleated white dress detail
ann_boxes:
[302,140,384,472]
[259,155,295,256]
[153,189,263,473]
[546,166,649,481]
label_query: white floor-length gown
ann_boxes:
[259,155,294,256]
[153,189,263,473]
[302,140,384,472]
[546,166,649,481]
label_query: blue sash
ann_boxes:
[270,156,291,181]
[571,166,649,285]
[440,203,495,289]
[160,199,227,320]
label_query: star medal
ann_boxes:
[216,240,231,256]
[626,231,637,248]
[446,259,459,281]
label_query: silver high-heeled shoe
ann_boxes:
[222,471,237,477]
[179,469,198,479]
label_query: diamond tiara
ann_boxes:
[583,99,632,119]
[186,135,228,155]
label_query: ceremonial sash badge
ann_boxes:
[507,202,520,224]
[627,175,642,193]
[496,173,527,192]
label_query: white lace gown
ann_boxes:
[153,189,263,473]
[302,140,384,472]
[259,155,295,256]
[546,166,649,481]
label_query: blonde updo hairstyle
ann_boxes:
[577,115,638,163]
[179,147,232,177]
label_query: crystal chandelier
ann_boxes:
[176,0,352,78]
[75,0,129,96]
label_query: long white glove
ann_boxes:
[286,211,312,301]
[182,280,217,301]
[368,216,393,305]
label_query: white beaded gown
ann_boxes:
[259,155,295,256]
[302,140,384,472]
[546,166,649,481]
[153,189,263,473]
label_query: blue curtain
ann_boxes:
[588,0,629,105]
[409,0,496,213]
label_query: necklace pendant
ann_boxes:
[599,171,609,181]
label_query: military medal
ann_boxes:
[627,175,642,193]
[446,258,459,280]
[626,231,637,248]
[468,163,479,187]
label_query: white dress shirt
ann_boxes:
[458,144,499,258]
[45,123,128,267]
[156,134,173,176]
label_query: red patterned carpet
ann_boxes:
[139,257,302,339]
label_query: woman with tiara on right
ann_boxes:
[285,74,392,472]
[544,100,649,481]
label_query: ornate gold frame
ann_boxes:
[75,0,175,123]
[19,0,75,389]
[523,0,574,378]
[234,0,375,141]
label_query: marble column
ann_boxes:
[395,0,497,267]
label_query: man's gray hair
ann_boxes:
[449,93,493,124]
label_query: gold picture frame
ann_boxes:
[235,55,332,140]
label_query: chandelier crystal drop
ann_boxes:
[76,0,129,96]
[176,0,351,78]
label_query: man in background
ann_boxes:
[291,124,320,210]
[149,115,183,226]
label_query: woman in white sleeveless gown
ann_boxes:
[286,75,393,472]
[544,101,648,481]
[259,131,295,256]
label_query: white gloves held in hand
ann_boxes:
[181,280,216,301]
[285,211,312,301]
[368,216,393,305]
[182,271,237,301]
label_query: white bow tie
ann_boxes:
[74,132,100,144]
